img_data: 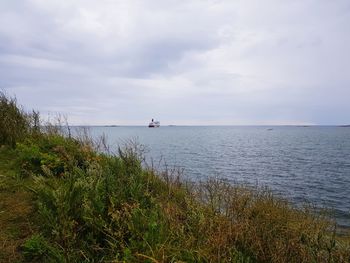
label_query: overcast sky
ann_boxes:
[1,0,349,125]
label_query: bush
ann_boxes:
[0,92,30,147]
[16,135,97,177]
[29,152,170,261]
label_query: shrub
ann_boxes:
[16,135,97,177]
[29,154,164,261]
[0,92,30,147]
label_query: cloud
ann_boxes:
[1,0,350,124]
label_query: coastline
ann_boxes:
[1,92,349,262]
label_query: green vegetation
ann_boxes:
[0,92,350,262]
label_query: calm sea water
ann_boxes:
[87,126,350,227]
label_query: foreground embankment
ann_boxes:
[1,92,350,262]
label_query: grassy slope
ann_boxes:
[0,141,349,262]
[0,147,37,263]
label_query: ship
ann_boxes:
[148,119,160,128]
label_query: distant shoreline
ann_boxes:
[66,124,350,127]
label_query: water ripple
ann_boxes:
[89,126,350,227]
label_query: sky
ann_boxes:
[1,0,350,125]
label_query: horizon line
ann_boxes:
[64,124,350,127]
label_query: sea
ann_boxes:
[85,125,350,228]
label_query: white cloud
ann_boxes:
[1,0,350,124]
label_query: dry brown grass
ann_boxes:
[149,175,350,262]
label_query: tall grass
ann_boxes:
[22,144,349,262]
[0,92,349,262]
[0,91,30,147]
